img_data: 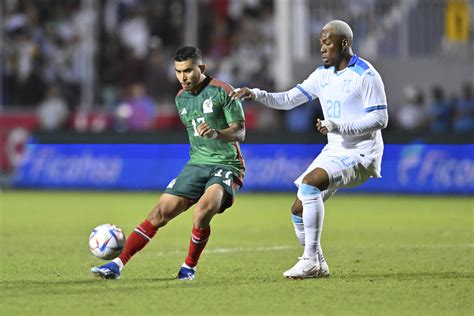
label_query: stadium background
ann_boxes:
[1,0,472,193]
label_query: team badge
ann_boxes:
[203,98,213,113]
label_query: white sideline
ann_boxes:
[155,243,474,256]
[153,243,474,257]
[401,243,474,249]
[155,245,295,257]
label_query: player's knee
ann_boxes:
[297,183,322,201]
[291,199,303,216]
[193,205,217,227]
[301,168,329,191]
[147,206,171,228]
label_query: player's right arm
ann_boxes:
[197,121,245,142]
[229,70,320,110]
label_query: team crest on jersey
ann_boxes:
[203,98,213,113]
[180,108,187,115]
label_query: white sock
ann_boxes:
[318,245,326,262]
[112,258,124,271]
[182,262,195,270]
[291,214,305,246]
[292,188,335,248]
[297,183,324,260]
[292,213,326,261]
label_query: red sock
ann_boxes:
[184,226,211,268]
[119,220,157,265]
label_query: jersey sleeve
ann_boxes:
[360,70,388,112]
[251,68,321,110]
[223,92,245,124]
[297,68,320,101]
[332,110,388,136]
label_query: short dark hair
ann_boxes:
[174,46,202,62]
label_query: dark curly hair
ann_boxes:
[174,46,202,62]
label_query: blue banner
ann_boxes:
[13,144,188,190]
[13,143,474,194]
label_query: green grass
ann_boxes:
[1,191,473,315]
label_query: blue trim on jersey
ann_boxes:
[296,84,313,102]
[348,54,359,67]
[299,183,321,196]
[291,214,303,225]
[365,105,387,112]
[348,55,370,76]
[352,63,369,75]
[352,65,366,76]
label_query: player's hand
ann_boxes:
[229,87,255,101]
[316,118,335,135]
[197,122,218,139]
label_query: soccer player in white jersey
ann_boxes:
[229,20,388,279]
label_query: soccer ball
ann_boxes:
[89,224,126,260]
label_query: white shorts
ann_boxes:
[294,148,373,192]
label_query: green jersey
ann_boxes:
[175,76,245,175]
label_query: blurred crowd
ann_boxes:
[392,82,474,135]
[2,0,473,135]
[3,0,284,132]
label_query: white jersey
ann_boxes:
[252,55,388,177]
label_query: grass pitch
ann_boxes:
[1,191,473,315]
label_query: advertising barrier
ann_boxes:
[13,143,474,194]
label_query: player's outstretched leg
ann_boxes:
[177,226,211,280]
[91,220,157,280]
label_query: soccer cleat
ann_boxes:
[283,257,320,279]
[176,265,196,280]
[318,251,330,277]
[91,262,121,280]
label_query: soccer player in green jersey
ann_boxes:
[91,46,246,280]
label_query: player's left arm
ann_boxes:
[317,111,388,136]
[197,121,245,142]
[318,71,388,136]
